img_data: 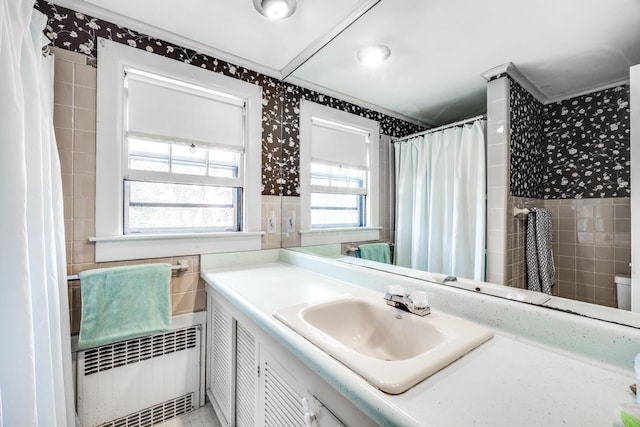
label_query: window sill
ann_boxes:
[90,232,264,262]
[299,227,381,246]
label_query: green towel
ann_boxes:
[356,243,391,264]
[78,263,172,348]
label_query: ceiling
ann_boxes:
[56,0,640,126]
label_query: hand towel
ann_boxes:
[356,243,391,264]
[526,208,555,294]
[78,263,171,348]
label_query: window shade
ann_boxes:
[126,73,245,149]
[310,120,369,168]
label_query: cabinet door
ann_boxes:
[208,294,235,425]
[304,395,347,427]
[207,292,260,427]
[235,322,259,427]
[259,348,346,427]
[261,350,306,427]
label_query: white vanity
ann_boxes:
[201,249,639,426]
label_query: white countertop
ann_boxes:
[201,252,638,427]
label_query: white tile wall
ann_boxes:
[485,76,511,284]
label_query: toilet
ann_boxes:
[615,275,632,310]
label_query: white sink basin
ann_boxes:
[274,294,493,394]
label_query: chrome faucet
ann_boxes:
[384,288,430,316]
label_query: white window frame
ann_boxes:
[299,100,380,246]
[94,38,262,262]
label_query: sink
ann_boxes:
[274,294,493,394]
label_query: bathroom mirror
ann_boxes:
[278,1,640,328]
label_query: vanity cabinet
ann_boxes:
[207,293,259,427]
[206,289,375,427]
[258,347,347,427]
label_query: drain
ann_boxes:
[394,314,403,320]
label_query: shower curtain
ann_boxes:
[394,120,486,280]
[0,2,74,426]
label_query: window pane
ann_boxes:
[311,192,363,228]
[126,180,238,232]
[129,139,170,172]
[172,144,207,176]
[311,163,365,189]
[128,138,241,180]
[208,148,239,178]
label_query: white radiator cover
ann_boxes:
[77,322,202,427]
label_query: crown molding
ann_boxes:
[544,77,630,104]
[481,62,547,103]
[481,61,630,105]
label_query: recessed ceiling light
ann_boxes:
[253,0,297,20]
[357,45,391,67]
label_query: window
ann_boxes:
[95,39,262,261]
[299,100,380,245]
[122,70,245,234]
[310,158,366,228]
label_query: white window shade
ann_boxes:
[126,74,245,150]
[310,120,369,168]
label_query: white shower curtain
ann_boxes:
[0,2,74,426]
[394,120,486,280]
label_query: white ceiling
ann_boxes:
[58,0,640,126]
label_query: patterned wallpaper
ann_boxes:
[509,79,544,198]
[35,1,424,196]
[509,78,630,199]
[542,86,630,198]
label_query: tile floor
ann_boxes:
[156,402,221,427]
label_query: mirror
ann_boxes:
[278,2,640,328]
[34,0,639,327]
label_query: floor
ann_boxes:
[156,403,221,427]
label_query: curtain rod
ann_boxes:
[393,114,486,143]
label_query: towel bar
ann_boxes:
[513,206,531,218]
[67,260,190,281]
[346,242,395,254]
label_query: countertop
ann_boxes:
[201,251,638,427]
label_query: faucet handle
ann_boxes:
[408,291,429,310]
[388,284,404,295]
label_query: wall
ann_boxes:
[53,48,206,333]
[506,79,631,307]
[40,1,422,331]
[509,79,631,199]
[509,81,544,199]
[542,198,631,306]
[485,76,510,285]
[542,86,630,199]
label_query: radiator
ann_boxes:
[77,325,201,427]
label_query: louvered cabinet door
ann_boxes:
[258,348,347,427]
[207,294,235,426]
[235,322,259,427]
[260,348,306,427]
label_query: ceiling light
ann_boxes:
[357,45,391,67]
[253,0,297,20]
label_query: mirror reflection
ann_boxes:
[285,75,635,322]
[282,1,640,325]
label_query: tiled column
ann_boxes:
[485,77,510,284]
